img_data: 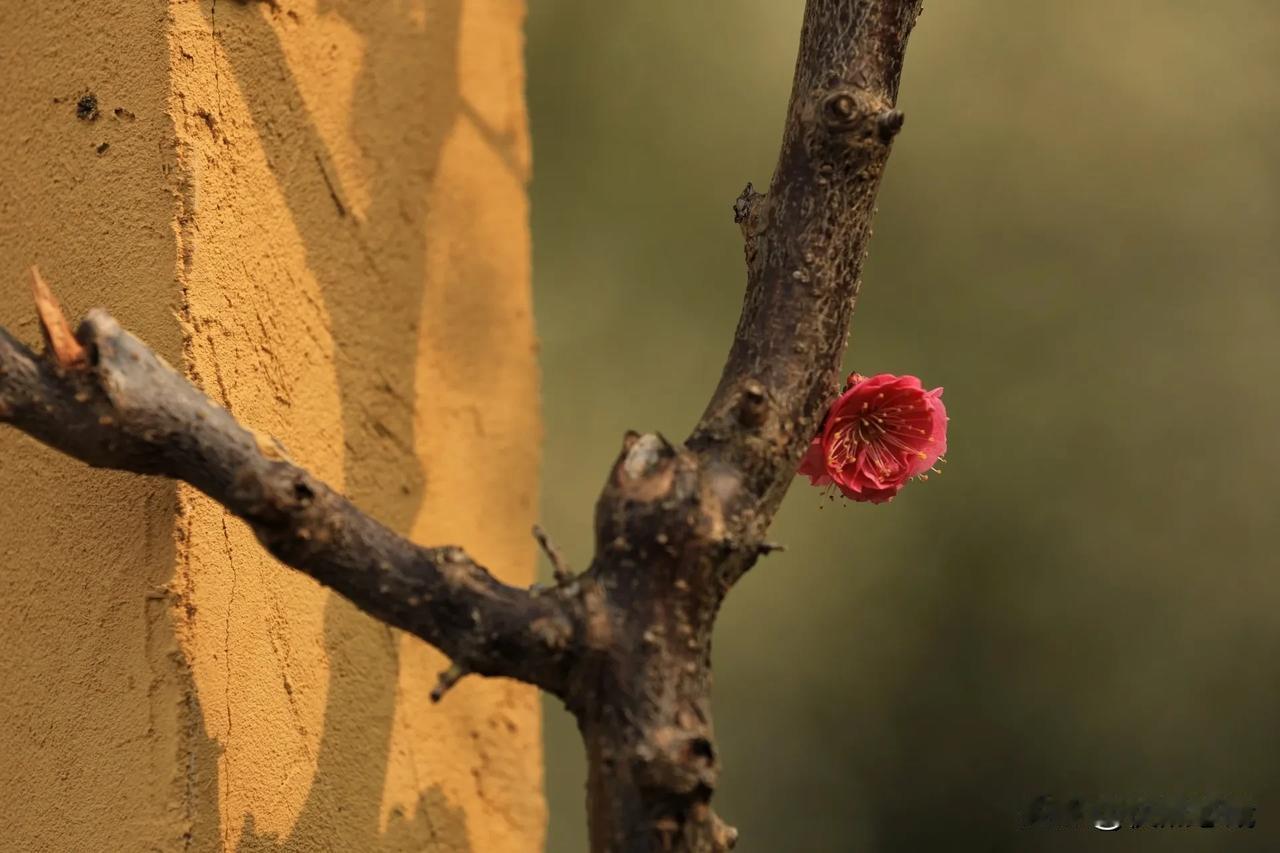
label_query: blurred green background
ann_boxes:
[527,2,1280,850]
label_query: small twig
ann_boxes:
[532,523,574,584]
[29,267,88,370]
[430,663,469,703]
[756,542,786,557]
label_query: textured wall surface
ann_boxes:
[0,1,542,850]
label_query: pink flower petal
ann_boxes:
[797,371,948,504]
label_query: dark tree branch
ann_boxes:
[570,3,923,850]
[691,0,922,522]
[0,298,578,698]
[0,2,924,851]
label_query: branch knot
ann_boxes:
[813,86,898,151]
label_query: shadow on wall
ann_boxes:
[200,0,468,848]
[179,667,466,852]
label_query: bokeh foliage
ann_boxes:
[528,2,1280,850]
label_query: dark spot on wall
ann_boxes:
[194,108,220,140]
[76,93,99,121]
[95,142,110,155]
[113,107,136,121]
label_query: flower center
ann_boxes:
[827,394,932,479]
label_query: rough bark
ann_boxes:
[0,307,576,698]
[0,1,923,850]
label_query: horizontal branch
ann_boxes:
[0,299,577,697]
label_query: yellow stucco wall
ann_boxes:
[0,2,543,850]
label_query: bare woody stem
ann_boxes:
[0,305,578,698]
[692,0,922,528]
[570,4,922,849]
[0,1,923,851]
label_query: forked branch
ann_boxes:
[0,2,924,851]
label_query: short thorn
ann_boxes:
[711,814,739,850]
[29,266,88,370]
[757,541,786,556]
[430,663,468,703]
[532,524,574,584]
[876,108,905,142]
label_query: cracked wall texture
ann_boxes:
[0,1,544,850]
